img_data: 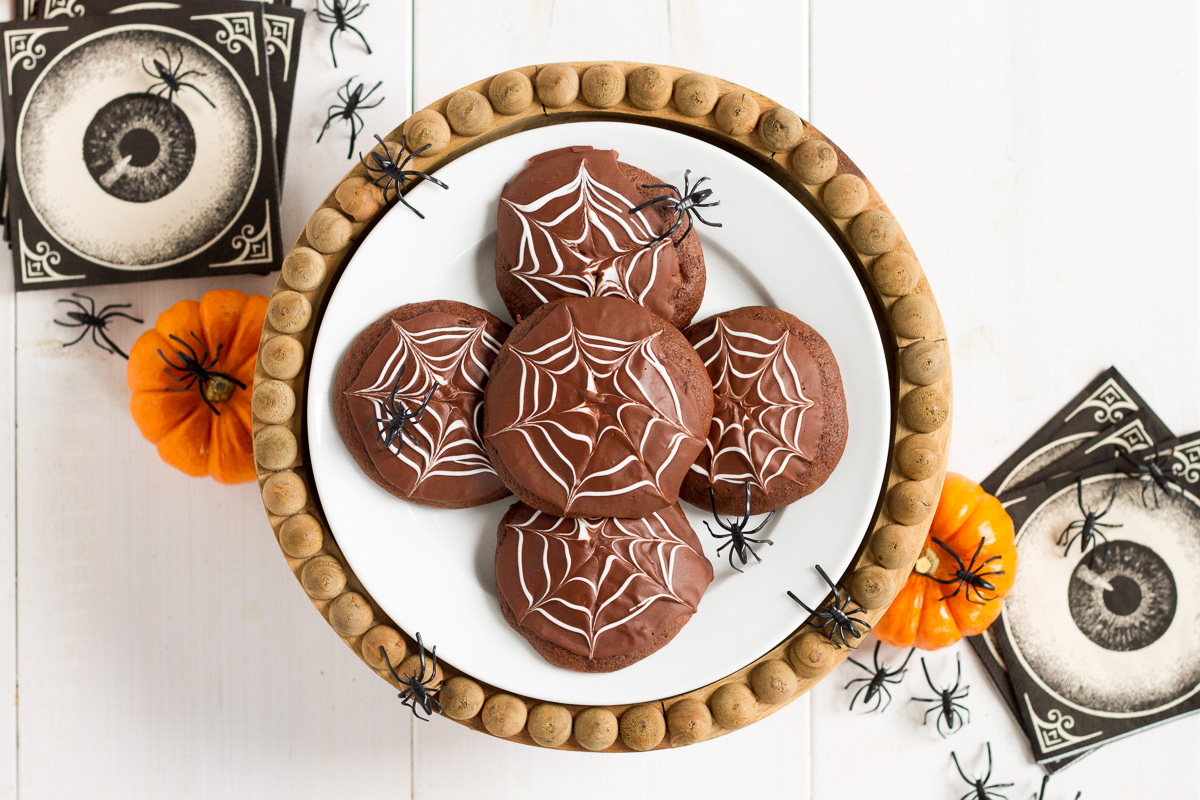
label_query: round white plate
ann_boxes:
[307,121,890,705]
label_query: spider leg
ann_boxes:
[672,208,695,245]
[59,296,90,315]
[328,27,340,69]
[1100,481,1120,515]
[786,590,815,614]
[394,189,427,220]
[96,327,129,359]
[71,293,97,315]
[61,327,90,348]
[896,647,916,674]
[317,111,342,144]
[743,512,775,536]
[411,170,449,191]
[877,684,892,712]
[89,327,119,356]
[360,80,383,103]
[178,82,216,109]
[919,657,938,693]
[627,194,675,214]
[847,683,868,710]
[690,206,723,228]
[938,580,966,602]
[347,112,362,160]
[945,753,974,791]
[847,655,871,676]
[96,309,142,324]
[347,23,373,55]
[141,57,157,80]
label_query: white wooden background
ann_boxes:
[1,1,1198,797]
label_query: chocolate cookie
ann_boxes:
[494,500,714,673]
[495,146,707,328]
[333,300,512,509]
[679,306,848,515]
[483,296,714,519]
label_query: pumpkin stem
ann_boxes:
[913,545,941,577]
[204,374,237,405]
[157,332,246,415]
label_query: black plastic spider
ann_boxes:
[54,293,142,359]
[926,536,1006,605]
[951,743,1013,800]
[142,47,215,109]
[360,135,449,219]
[381,633,442,721]
[1031,775,1081,800]
[844,641,914,713]
[628,169,721,244]
[1058,478,1122,563]
[1117,443,1183,507]
[317,77,384,160]
[364,364,438,452]
[703,483,774,573]
[787,564,871,649]
[157,332,245,415]
[316,0,372,69]
[912,653,970,738]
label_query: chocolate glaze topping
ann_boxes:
[687,315,827,490]
[484,297,708,517]
[346,311,507,502]
[495,502,713,660]
[497,146,682,321]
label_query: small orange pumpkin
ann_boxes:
[127,289,268,484]
[875,472,1018,650]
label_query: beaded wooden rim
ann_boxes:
[251,62,952,751]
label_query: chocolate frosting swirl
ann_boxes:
[346,311,507,502]
[687,316,826,490]
[495,502,713,660]
[497,146,681,321]
[484,297,708,518]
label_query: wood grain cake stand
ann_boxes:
[250,62,952,751]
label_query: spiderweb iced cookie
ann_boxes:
[494,146,708,328]
[679,305,848,515]
[494,500,714,672]
[333,300,511,508]
[483,296,713,518]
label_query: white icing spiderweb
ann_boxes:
[502,161,673,305]
[491,306,700,515]
[691,318,815,489]
[506,508,701,659]
[351,320,503,490]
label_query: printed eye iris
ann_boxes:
[1067,540,1176,652]
[83,93,196,203]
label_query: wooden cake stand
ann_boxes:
[250,62,952,751]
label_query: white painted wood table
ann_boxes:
[1,1,1198,797]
